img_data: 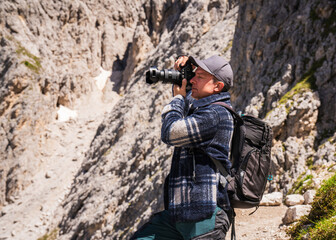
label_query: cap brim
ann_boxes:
[189,56,213,76]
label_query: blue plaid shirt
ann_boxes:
[161,92,234,222]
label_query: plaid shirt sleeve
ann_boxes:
[161,95,219,148]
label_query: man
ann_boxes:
[132,55,234,239]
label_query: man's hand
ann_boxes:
[173,79,187,98]
[174,56,189,70]
[173,56,189,97]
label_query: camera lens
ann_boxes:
[146,67,182,86]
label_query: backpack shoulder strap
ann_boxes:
[211,101,246,170]
[210,155,232,181]
[211,102,243,124]
[206,102,240,181]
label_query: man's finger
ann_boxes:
[174,56,188,70]
[174,61,181,70]
[182,79,187,88]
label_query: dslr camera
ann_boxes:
[145,59,195,88]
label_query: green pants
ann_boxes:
[131,207,231,240]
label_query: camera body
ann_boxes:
[145,60,195,87]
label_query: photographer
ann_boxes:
[132,55,234,239]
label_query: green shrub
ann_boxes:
[266,58,325,118]
[288,172,314,195]
[288,173,336,239]
[16,44,41,73]
[278,58,324,106]
[309,217,336,240]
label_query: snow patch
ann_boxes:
[57,105,78,122]
[94,67,112,91]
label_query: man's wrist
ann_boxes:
[173,94,185,100]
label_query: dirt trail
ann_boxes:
[227,205,290,240]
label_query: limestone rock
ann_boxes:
[314,133,336,165]
[0,0,148,208]
[282,205,312,225]
[260,192,283,206]
[303,190,316,205]
[285,194,305,206]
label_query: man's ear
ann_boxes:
[214,81,225,93]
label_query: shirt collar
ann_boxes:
[191,92,231,108]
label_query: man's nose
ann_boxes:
[190,77,196,84]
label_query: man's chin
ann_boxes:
[191,92,199,100]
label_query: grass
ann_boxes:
[22,60,40,73]
[288,172,314,195]
[16,43,42,73]
[265,58,325,118]
[306,157,315,170]
[222,40,233,54]
[287,173,336,239]
[278,58,323,106]
[37,228,59,240]
[103,148,112,157]
[309,217,336,240]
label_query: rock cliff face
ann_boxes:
[0,0,143,205]
[230,0,336,194]
[0,0,335,239]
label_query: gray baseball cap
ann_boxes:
[189,55,233,91]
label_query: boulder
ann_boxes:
[303,190,316,205]
[285,194,304,206]
[282,205,312,224]
[260,192,283,206]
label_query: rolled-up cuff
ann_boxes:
[161,95,185,115]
